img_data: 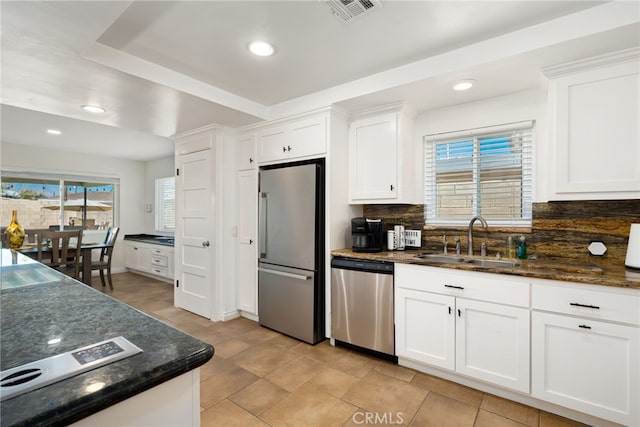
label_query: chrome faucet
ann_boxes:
[468,216,488,256]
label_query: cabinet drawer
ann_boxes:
[532,280,640,325]
[150,266,168,277]
[396,264,529,307]
[151,247,168,256]
[151,255,168,267]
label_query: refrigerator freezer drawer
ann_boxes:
[258,264,319,344]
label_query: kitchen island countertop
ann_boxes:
[0,249,213,427]
[331,248,640,289]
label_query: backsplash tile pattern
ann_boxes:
[363,200,640,268]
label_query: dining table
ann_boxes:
[17,242,111,286]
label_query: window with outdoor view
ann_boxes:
[155,177,175,232]
[423,121,534,226]
[1,172,117,237]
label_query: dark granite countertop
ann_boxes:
[332,248,640,289]
[123,234,174,247]
[0,249,213,427]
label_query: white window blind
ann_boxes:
[155,177,175,232]
[424,121,534,226]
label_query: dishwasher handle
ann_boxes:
[331,257,394,274]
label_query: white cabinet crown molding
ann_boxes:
[349,101,417,121]
[170,123,222,140]
[541,47,640,79]
[235,105,347,134]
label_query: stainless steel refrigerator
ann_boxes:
[258,160,325,344]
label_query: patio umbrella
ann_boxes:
[42,199,112,211]
[42,199,112,229]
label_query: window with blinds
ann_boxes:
[155,177,175,232]
[424,121,534,225]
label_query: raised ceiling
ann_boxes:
[1,1,638,161]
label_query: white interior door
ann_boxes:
[175,149,213,318]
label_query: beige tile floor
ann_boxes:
[98,272,589,427]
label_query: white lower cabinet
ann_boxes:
[455,299,529,393]
[395,264,640,425]
[124,241,151,274]
[124,241,174,281]
[395,264,530,393]
[531,280,640,426]
[396,288,455,370]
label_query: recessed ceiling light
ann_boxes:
[248,41,274,57]
[46,129,62,135]
[453,79,476,91]
[81,104,106,113]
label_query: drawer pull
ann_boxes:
[570,302,600,310]
[444,284,464,290]
[578,324,592,330]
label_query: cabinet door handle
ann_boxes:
[570,302,600,310]
[282,146,287,152]
[457,309,462,317]
[390,184,394,191]
[578,324,592,330]
[444,284,464,290]
[249,157,254,163]
[202,241,210,247]
[249,239,253,245]
[287,145,292,152]
[448,306,452,315]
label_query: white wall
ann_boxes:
[144,156,175,235]
[413,88,549,203]
[1,142,146,272]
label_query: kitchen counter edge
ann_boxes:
[331,248,640,289]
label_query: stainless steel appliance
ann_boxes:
[351,217,385,253]
[258,160,325,344]
[331,257,395,360]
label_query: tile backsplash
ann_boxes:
[363,200,640,268]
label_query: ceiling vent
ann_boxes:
[325,0,382,22]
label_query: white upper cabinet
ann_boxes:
[236,132,257,171]
[257,114,327,164]
[348,103,418,204]
[544,48,640,200]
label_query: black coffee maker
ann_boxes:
[351,217,385,253]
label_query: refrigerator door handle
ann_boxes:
[259,192,267,258]
[258,267,311,281]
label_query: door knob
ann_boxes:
[202,241,210,247]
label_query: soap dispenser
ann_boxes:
[505,236,515,259]
[517,236,527,260]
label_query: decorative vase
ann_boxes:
[6,209,25,249]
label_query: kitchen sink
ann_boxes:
[465,259,521,268]
[414,254,465,263]
[414,253,521,268]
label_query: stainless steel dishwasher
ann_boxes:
[331,257,395,359]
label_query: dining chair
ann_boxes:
[24,228,48,245]
[37,230,83,279]
[90,227,119,289]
